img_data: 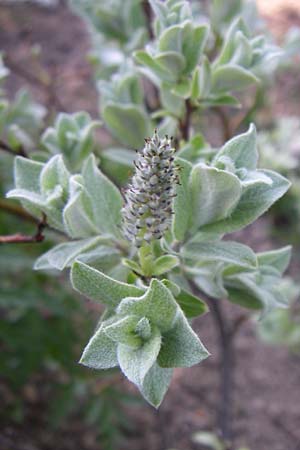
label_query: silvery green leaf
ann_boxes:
[104,314,142,347]
[190,164,242,230]
[202,94,241,108]
[158,310,209,367]
[100,148,135,185]
[158,24,182,53]
[226,269,289,314]
[6,156,44,217]
[215,17,250,66]
[118,325,162,385]
[182,22,209,73]
[81,154,123,238]
[161,83,185,117]
[7,124,34,150]
[191,66,201,100]
[231,30,253,67]
[122,258,144,276]
[172,157,193,241]
[134,50,176,82]
[117,279,178,333]
[139,362,173,408]
[212,64,259,92]
[174,288,208,318]
[161,279,181,297]
[71,261,144,307]
[238,169,272,187]
[152,255,179,276]
[40,154,69,195]
[171,79,191,98]
[155,51,185,79]
[34,237,117,271]
[213,124,257,170]
[41,111,101,172]
[257,246,292,275]
[226,285,261,310]
[182,241,257,268]
[102,103,150,148]
[77,245,121,272]
[80,324,118,369]
[198,56,212,98]
[135,317,152,340]
[202,170,290,234]
[63,179,99,238]
[190,263,228,299]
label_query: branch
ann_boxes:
[188,279,235,448]
[0,214,47,245]
[213,107,232,141]
[179,100,194,141]
[0,139,28,157]
[142,1,154,40]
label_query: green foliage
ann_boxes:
[41,112,101,172]
[1,0,293,409]
[257,117,300,238]
[72,266,209,407]
[257,278,300,352]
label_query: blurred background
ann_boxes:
[0,1,300,449]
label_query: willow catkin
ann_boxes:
[122,130,179,247]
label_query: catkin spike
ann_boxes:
[122,130,179,247]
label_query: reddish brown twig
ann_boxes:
[213,107,232,141]
[179,100,195,141]
[0,214,47,245]
[142,1,154,40]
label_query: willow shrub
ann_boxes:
[5,0,292,407]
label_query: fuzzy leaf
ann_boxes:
[202,170,290,234]
[39,154,69,195]
[226,271,288,314]
[104,315,142,347]
[175,288,208,318]
[214,124,257,170]
[134,50,175,82]
[118,326,162,385]
[63,184,99,238]
[152,255,179,276]
[158,310,209,368]
[212,64,259,92]
[117,279,178,332]
[155,51,185,80]
[190,164,242,230]
[7,156,44,218]
[257,246,292,275]
[71,261,143,307]
[100,148,135,185]
[13,156,43,193]
[140,363,173,408]
[182,23,209,73]
[182,241,257,269]
[34,237,109,271]
[158,25,182,53]
[80,325,118,369]
[172,157,193,241]
[82,154,123,237]
[102,103,150,148]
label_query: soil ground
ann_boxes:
[0,2,300,450]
